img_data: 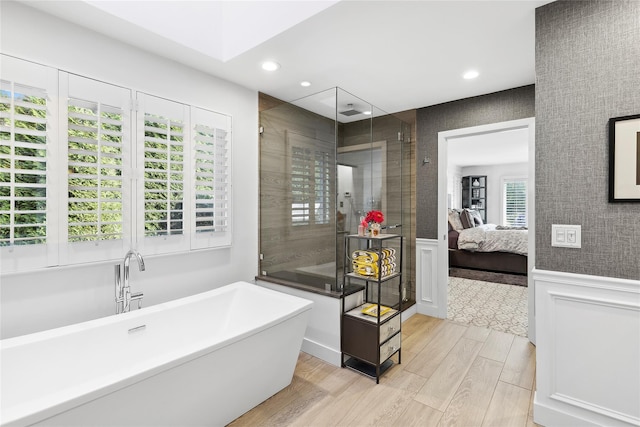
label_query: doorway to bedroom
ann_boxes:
[438,118,535,343]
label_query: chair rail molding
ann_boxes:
[415,238,446,318]
[533,268,640,427]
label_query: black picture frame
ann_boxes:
[609,114,640,202]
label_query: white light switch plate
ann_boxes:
[552,224,581,248]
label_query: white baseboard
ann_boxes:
[401,304,417,322]
[533,269,640,427]
[301,337,341,367]
[534,394,601,427]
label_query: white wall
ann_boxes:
[460,162,528,224]
[0,2,259,339]
[447,165,462,209]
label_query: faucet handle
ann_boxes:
[131,291,144,310]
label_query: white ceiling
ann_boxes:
[447,127,529,168]
[20,0,554,116]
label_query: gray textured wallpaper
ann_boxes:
[416,85,535,239]
[535,1,640,280]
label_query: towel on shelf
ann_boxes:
[353,262,396,278]
[351,248,396,264]
[351,248,397,279]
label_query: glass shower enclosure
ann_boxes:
[258,88,411,297]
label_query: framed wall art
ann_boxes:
[609,114,640,202]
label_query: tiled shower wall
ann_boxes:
[259,93,416,301]
[259,95,337,275]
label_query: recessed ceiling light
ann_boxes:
[363,111,372,115]
[261,61,280,71]
[463,70,479,80]
[300,81,311,87]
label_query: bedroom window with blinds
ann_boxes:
[503,178,527,227]
[0,81,49,247]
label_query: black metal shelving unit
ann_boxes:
[462,175,487,222]
[341,234,403,383]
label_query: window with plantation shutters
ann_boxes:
[0,56,58,272]
[191,107,231,248]
[503,178,527,227]
[62,73,131,264]
[143,114,185,236]
[0,81,48,246]
[137,94,189,254]
[67,99,125,242]
[1,56,234,272]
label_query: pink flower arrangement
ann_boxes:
[364,210,384,224]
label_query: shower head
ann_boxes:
[339,103,362,116]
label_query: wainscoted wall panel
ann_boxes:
[416,85,535,239]
[534,269,640,427]
[535,0,640,280]
[415,238,444,318]
[534,4,640,425]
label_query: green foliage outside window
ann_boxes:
[2,86,226,249]
[0,89,47,246]
[143,117,184,237]
[67,100,123,242]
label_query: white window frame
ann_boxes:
[190,107,232,249]
[501,176,528,227]
[0,56,59,272]
[136,93,190,255]
[0,55,233,273]
[59,72,132,265]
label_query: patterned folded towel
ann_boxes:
[351,248,396,264]
[351,248,398,278]
[353,262,396,278]
[352,255,397,268]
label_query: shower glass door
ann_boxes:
[258,88,409,295]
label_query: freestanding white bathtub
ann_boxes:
[0,281,313,426]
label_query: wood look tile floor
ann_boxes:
[229,314,538,427]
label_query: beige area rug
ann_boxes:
[448,276,528,337]
[449,267,528,287]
